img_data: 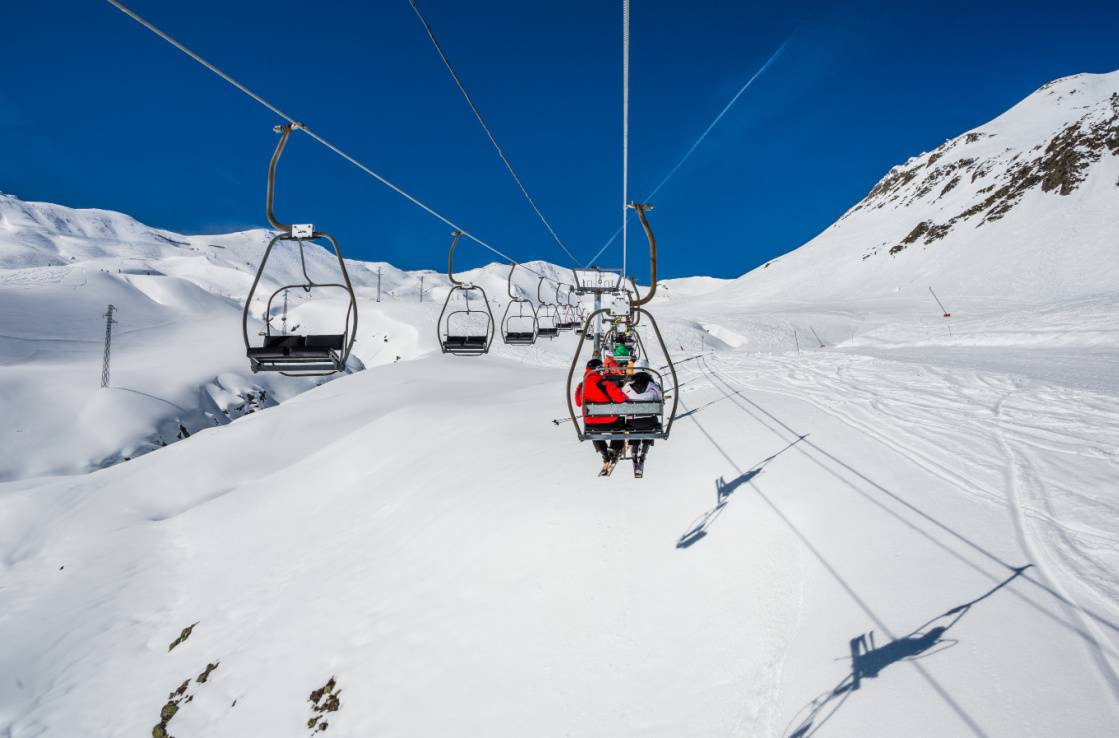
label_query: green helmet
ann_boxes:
[613,343,630,357]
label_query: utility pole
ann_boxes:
[377,266,382,303]
[101,304,117,388]
[419,275,424,303]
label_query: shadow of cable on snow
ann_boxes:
[784,566,1031,738]
[678,393,992,736]
[696,357,1119,643]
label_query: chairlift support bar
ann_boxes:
[628,202,657,306]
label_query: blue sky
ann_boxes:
[2,0,1116,280]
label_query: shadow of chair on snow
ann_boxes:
[676,469,760,548]
[676,435,809,550]
[784,565,1031,738]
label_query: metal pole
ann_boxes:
[794,329,800,353]
[929,286,951,317]
[281,291,288,336]
[377,266,382,302]
[593,292,602,355]
[101,304,117,388]
[621,0,630,282]
[419,275,424,303]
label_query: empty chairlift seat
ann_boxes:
[437,231,496,356]
[501,264,539,346]
[242,124,358,377]
[248,333,348,373]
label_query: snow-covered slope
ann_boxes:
[2,71,1118,737]
[711,71,1119,309]
[0,193,588,479]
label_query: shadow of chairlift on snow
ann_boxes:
[676,435,808,549]
[784,565,1031,738]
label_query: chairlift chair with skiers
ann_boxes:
[566,203,679,445]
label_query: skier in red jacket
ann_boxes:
[575,358,628,464]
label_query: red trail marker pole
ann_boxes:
[929,286,951,318]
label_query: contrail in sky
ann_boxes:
[586,31,796,267]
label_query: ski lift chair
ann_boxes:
[580,367,670,442]
[243,124,358,376]
[554,284,576,332]
[536,277,560,339]
[438,231,495,356]
[501,264,538,345]
[566,202,679,443]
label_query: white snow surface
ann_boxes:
[1,71,1118,737]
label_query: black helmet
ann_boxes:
[586,358,603,370]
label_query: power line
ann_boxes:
[585,31,794,268]
[104,0,566,288]
[407,0,580,267]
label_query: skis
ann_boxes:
[598,455,620,477]
[597,453,646,478]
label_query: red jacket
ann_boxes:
[575,368,627,425]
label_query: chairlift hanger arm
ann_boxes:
[447,230,466,286]
[507,263,520,300]
[628,203,657,306]
[266,123,311,234]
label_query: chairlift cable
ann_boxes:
[621,0,630,280]
[104,0,566,289]
[584,32,793,269]
[406,0,581,267]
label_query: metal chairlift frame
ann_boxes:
[243,123,358,377]
[555,283,577,332]
[437,231,495,356]
[602,317,645,362]
[501,263,538,345]
[535,276,560,339]
[565,203,679,442]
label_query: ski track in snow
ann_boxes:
[993,391,1119,701]
[705,350,1119,705]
